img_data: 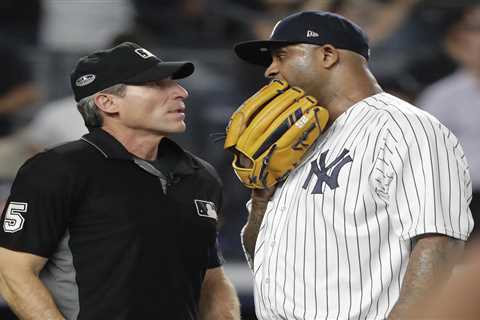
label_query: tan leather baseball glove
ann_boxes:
[224,80,329,189]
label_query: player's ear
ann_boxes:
[94,93,120,114]
[317,44,339,69]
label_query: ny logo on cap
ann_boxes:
[134,48,155,59]
[306,30,319,38]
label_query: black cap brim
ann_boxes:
[125,61,194,84]
[234,40,296,67]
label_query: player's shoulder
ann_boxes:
[375,93,466,154]
[363,92,458,149]
[365,92,422,116]
[366,92,442,129]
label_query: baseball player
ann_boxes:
[0,42,240,320]
[226,11,473,319]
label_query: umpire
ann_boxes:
[0,42,240,320]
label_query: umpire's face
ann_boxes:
[113,79,189,136]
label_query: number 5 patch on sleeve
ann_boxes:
[3,202,28,233]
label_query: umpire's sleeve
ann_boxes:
[0,151,78,257]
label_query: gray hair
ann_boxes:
[76,83,127,128]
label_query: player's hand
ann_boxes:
[236,152,252,168]
[237,152,276,203]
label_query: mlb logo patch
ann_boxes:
[194,200,217,220]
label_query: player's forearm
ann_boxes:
[388,235,464,319]
[242,197,269,264]
[199,269,240,320]
[0,271,64,320]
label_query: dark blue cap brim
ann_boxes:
[124,61,194,84]
[234,40,297,67]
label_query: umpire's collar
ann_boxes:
[81,128,200,175]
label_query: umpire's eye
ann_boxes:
[145,80,169,88]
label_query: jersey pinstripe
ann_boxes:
[244,92,473,319]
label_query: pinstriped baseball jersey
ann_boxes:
[244,92,473,319]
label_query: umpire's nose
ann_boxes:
[171,81,189,100]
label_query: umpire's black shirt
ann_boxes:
[0,128,223,319]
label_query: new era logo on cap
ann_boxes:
[134,48,155,59]
[306,30,319,37]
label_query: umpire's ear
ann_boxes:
[94,92,120,115]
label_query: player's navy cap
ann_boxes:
[71,42,194,102]
[234,11,370,67]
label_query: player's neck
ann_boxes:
[325,71,382,124]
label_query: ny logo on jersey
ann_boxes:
[302,148,353,194]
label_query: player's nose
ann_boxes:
[264,61,279,79]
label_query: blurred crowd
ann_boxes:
[0,0,479,318]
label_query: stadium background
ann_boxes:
[0,0,478,319]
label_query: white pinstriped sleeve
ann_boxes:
[241,200,254,271]
[373,113,473,241]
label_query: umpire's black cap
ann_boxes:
[234,11,370,67]
[71,42,194,102]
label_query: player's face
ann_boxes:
[265,44,323,96]
[116,79,189,135]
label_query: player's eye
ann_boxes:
[273,52,287,62]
